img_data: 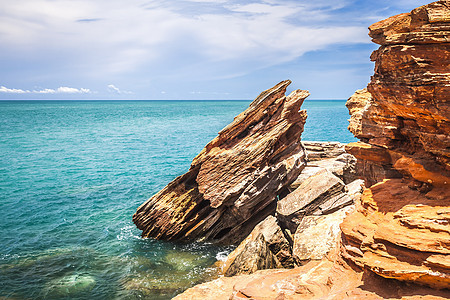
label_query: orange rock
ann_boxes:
[340,179,450,289]
[344,0,450,292]
[175,239,450,299]
[133,80,309,244]
[347,0,450,180]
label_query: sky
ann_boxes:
[0,0,432,100]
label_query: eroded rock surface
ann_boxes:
[176,242,450,300]
[174,2,450,299]
[346,0,450,184]
[133,80,309,244]
[217,215,293,277]
[216,143,361,277]
[341,179,450,289]
[343,0,450,291]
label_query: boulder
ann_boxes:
[277,169,346,233]
[293,205,353,262]
[291,143,357,188]
[302,141,346,161]
[218,215,294,277]
[133,80,309,244]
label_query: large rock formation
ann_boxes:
[133,80,309,244]
[343,0,450,290]
[341,179,450,289]
[346,0,450,186]
[213,142,362,277]
[174,2,450,299]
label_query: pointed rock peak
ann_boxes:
[133,81,309,244]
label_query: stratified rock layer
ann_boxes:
[215,142,361,277]
[174,2,450,299]
[341,179,450,289]
[344,0,450,291]
[346,0,450,183]
[133,80,309,244]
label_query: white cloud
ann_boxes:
[0,86,29,93]
[0,0,430,99]
[0,0,369,79]
[108,84,132,94]
[0,85,90,94]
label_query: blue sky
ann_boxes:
[0,0,431,100]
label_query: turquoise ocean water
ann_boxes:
[0,100,355,299]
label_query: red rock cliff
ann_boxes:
[346,0,450,187]
[344,0,450,290]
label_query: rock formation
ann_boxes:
[175,242,450,300]
[133,80,309,244]
[174,1,450,299]
[214,142,362,276]
[217,215,293,277]
[346,0,450,186]
[343,0,450,290]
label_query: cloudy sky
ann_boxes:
[0,0,431,100]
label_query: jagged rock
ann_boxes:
[302,141,346,161]
[293,205,354,262]
[291,143,357,189]
[312,153,357,184]
[347,0,450,183]
[174,2,450,298]
[175,243,450,299]
[343,1,450,290]
[218,215,294,277]
[346,179,365,200]
[133,80,308,244]
[341,179,450,289]
[277,169,346,233]
[345,141,402,186]
[218,149,361,277]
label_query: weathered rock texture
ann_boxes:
[346,0,450,186]
[133,80,309,244]
[217,215,294,277]
[343,0,450,291]
[302,141,346,161]
[215,142,361,276]
[175,242,450,300]
[341,179,450,289]
[174,2,450,299]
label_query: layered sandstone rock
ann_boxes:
[341,179,450,289]
[217,215,294,277]
[302,141,346,161]
[133,80,309,244]
[346,0,450,184]
[176,241,450,300]
[175,2,450,299]
[343,0,450,291]
[213,143,361,277]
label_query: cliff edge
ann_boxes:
[343,0,450,290]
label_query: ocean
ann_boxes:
[0,100,356,299]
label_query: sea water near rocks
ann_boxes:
[0,100,355,299]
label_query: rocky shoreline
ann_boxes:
[134,1,449,299]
